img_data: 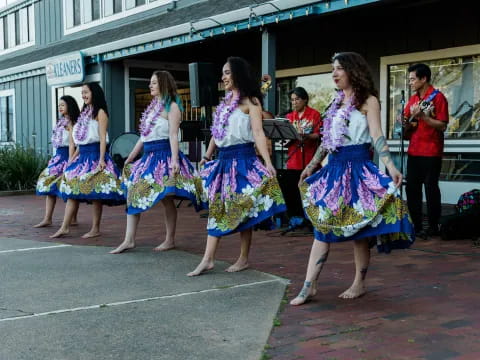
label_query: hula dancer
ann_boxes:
[188,57,286,276]
[110,71,203,254]
[290,52,415,305]
[35,96,80,228]
[51,83,124,239]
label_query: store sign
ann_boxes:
[46,52,85,86]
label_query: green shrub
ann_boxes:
[0,144,49,191]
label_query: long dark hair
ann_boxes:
[82,82,109,118]
[227,57,263,107]
[152,70,183,112]
[332,52,378,110]
[60,95,80,125]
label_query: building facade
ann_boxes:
[0,0,479,203]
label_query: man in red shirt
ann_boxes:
[286,87,322,170]
[403,63,449,237]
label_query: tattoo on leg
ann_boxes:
[360,267,368,281]
[298,281,312,298]
[314,250,329,281]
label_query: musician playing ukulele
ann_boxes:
[403,63,449,238]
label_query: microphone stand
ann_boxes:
[399,90,406,198]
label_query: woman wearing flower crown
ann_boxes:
[109,71,203,254]
[188,57,286,276]
[290,52,415,305]
[35,95,81,228]
[51,83,124,238]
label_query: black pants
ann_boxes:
[406,155,442,231]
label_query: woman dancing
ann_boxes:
[110,71,203,254]
[188,57,286,276]
[290,52,415,305]
[35,95,80,227]
[51,83,124,238]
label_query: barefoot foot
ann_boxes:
[152,240,175,252]
[109,242,135,254]
[338,284,366,299]
[290,281,317,306]
[225,259,249,273]
[34,220,52,228]
[50,228,69,238]
[187,260,214,277]
[81,231,101,239]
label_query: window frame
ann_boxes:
[0,3,35,55]
[0,88,16,145]
[63,0,179,35]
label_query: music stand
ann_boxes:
[263,118,301,168]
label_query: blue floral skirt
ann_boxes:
[36,146,69,196]
[59,143,125,206]
[300,144,415,253]
[122,139,204,215]
[200,142,286,237]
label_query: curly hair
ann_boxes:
[227,57,263,107]
[332,52,378,109]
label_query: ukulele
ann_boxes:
[403,89,439,139]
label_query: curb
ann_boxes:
[0,190,35,197]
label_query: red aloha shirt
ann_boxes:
[286,106,322,170]
[404,85,449,157]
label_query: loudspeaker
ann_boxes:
[189,62,218,108]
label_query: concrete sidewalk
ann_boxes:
[1,194,480,360]
[0,238,287,360]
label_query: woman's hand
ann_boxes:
[298,165,315,187]
[97,159,107,172]
[265,162,276,177]
[170,159,180,175]
[388,165,403,188]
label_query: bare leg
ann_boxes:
[226,229,251,272]
[339,238,370,299]
[34,195,56,227]
[110,214,141,254]
[153,197,177,252]
[50,199,78,238]
[187,235,219,276]
[70,202,79,226]
[290,240,330,306]
[82,200,102,238]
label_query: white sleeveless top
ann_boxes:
[73,118,109,145]
[141,112,171,142]
[53,126,70,148]
[329,109,371,147]
[214,108,254,147]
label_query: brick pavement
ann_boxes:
[1,194,480,360]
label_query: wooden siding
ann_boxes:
[0,75,52,153]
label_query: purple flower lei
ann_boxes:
[322,91,356,152]
[51,116,69,148]
[73,106,93,143]
[211,91,240,141]
[139,97,165,137]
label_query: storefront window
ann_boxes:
[388,56,480,140]
[277,73,336,117]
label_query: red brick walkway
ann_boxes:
[1,194,480,360]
